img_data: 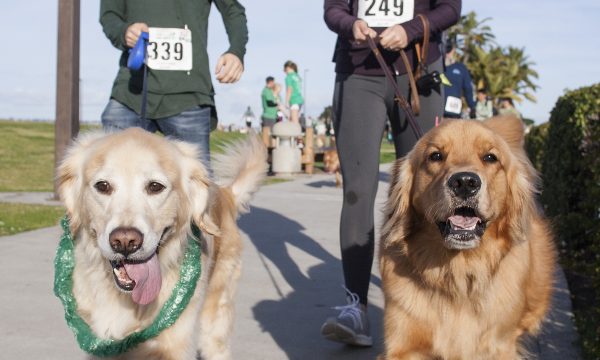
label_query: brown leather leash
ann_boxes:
[366,14,430,139]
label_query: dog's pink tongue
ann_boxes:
[448,215,480,229]
[124,253,162,305]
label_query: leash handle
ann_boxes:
[366,35,424,139]
[141,61,148,122]
[127,32,150,122]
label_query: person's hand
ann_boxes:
[352,19,377,44]
[379,24,409,51]
[125,23,149,48]
[215,53,244,83]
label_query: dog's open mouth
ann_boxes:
[110,252,162,305]
[437,207,487,250]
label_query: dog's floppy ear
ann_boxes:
[56,132,105,234]
[484,115,525,149]
[381,156,414,247]
[171,140,220,236]
[502,143,539,243]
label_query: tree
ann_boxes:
[448,11,496,64]
[468,46,539,103]
[448,12,538,105]
[319,106,333,127]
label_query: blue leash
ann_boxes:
[127,32,149,121]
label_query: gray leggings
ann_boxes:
[332,57,444,305]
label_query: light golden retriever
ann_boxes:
[379,116,556,359]
[57,128,267,360]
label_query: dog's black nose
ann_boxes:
[447,172,481,199]
[109,227,144,257]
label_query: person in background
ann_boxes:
[498,97,521,119]
[443,42,475,119]
[475,88,495,120]
[284,60,304,124]
[322,0,460,347]
[261,76,278,129]
[242,106,255,129]
[99,0,248,167]
[273,83,286,122]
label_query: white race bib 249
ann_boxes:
[357,0,414,28]
[147,27,192,71]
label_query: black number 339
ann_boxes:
[148,41,184,61]
[365,0,404,17]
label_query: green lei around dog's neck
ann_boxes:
[53,216,201,357]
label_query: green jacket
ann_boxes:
[100,0,248,125]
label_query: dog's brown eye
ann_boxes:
[94,181,112,195]
[483,154,498,163]
[147,181,166,194]
[429,152,443,162]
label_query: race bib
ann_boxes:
[445,96,463,114]
[357,0,414,28]
[147,27,192,71]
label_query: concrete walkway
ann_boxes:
[0,167,581,359]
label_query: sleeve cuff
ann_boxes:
[225,48,246,65]
[341,17,358,39]
[118,21,134,50]
[402,17,424,44]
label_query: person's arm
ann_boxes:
[99,0,131,50]
[265,91,278,107]
[214,0,248,62]
[213,0,248,83]
[403,0,461,44]
[286,87,292,107]
[323,0,357,39]
[462,64,476,109]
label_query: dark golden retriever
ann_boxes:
[379,116,556,359]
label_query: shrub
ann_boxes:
[539,83,600,359]
[524,121,549,172]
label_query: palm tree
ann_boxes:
[448,11,496,64]
[468,46,539,104]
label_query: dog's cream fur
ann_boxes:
[57,128,267,360]
[379,117,556,359]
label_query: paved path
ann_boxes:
[0,168,581,359]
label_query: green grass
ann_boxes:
[209,130,247,154]
[380,140,397,164]
[0,202,65,236]
[0,120,247,192]
[0,120,99,192]
[263,177,291,186]
[0,120,396,192]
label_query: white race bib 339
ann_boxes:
[147,27,192,71]
[357,0,414,28]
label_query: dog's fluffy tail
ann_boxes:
[212,133,268,213]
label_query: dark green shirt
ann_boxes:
[261,87,278,120]
[100,0,248,125]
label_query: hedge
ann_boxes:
[527,83,600,359]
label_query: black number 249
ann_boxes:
[365,0,404,17]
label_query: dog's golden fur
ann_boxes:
[57,128,267,360]
[323,147,342,187]
[379,116,556,359]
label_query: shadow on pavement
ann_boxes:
[305,180,339,189]
[239,206,384,359]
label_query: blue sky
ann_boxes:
[0,0,598,125]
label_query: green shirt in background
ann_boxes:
[261,87,278,120]
[285,72,304,105]
[100,0,248,127]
